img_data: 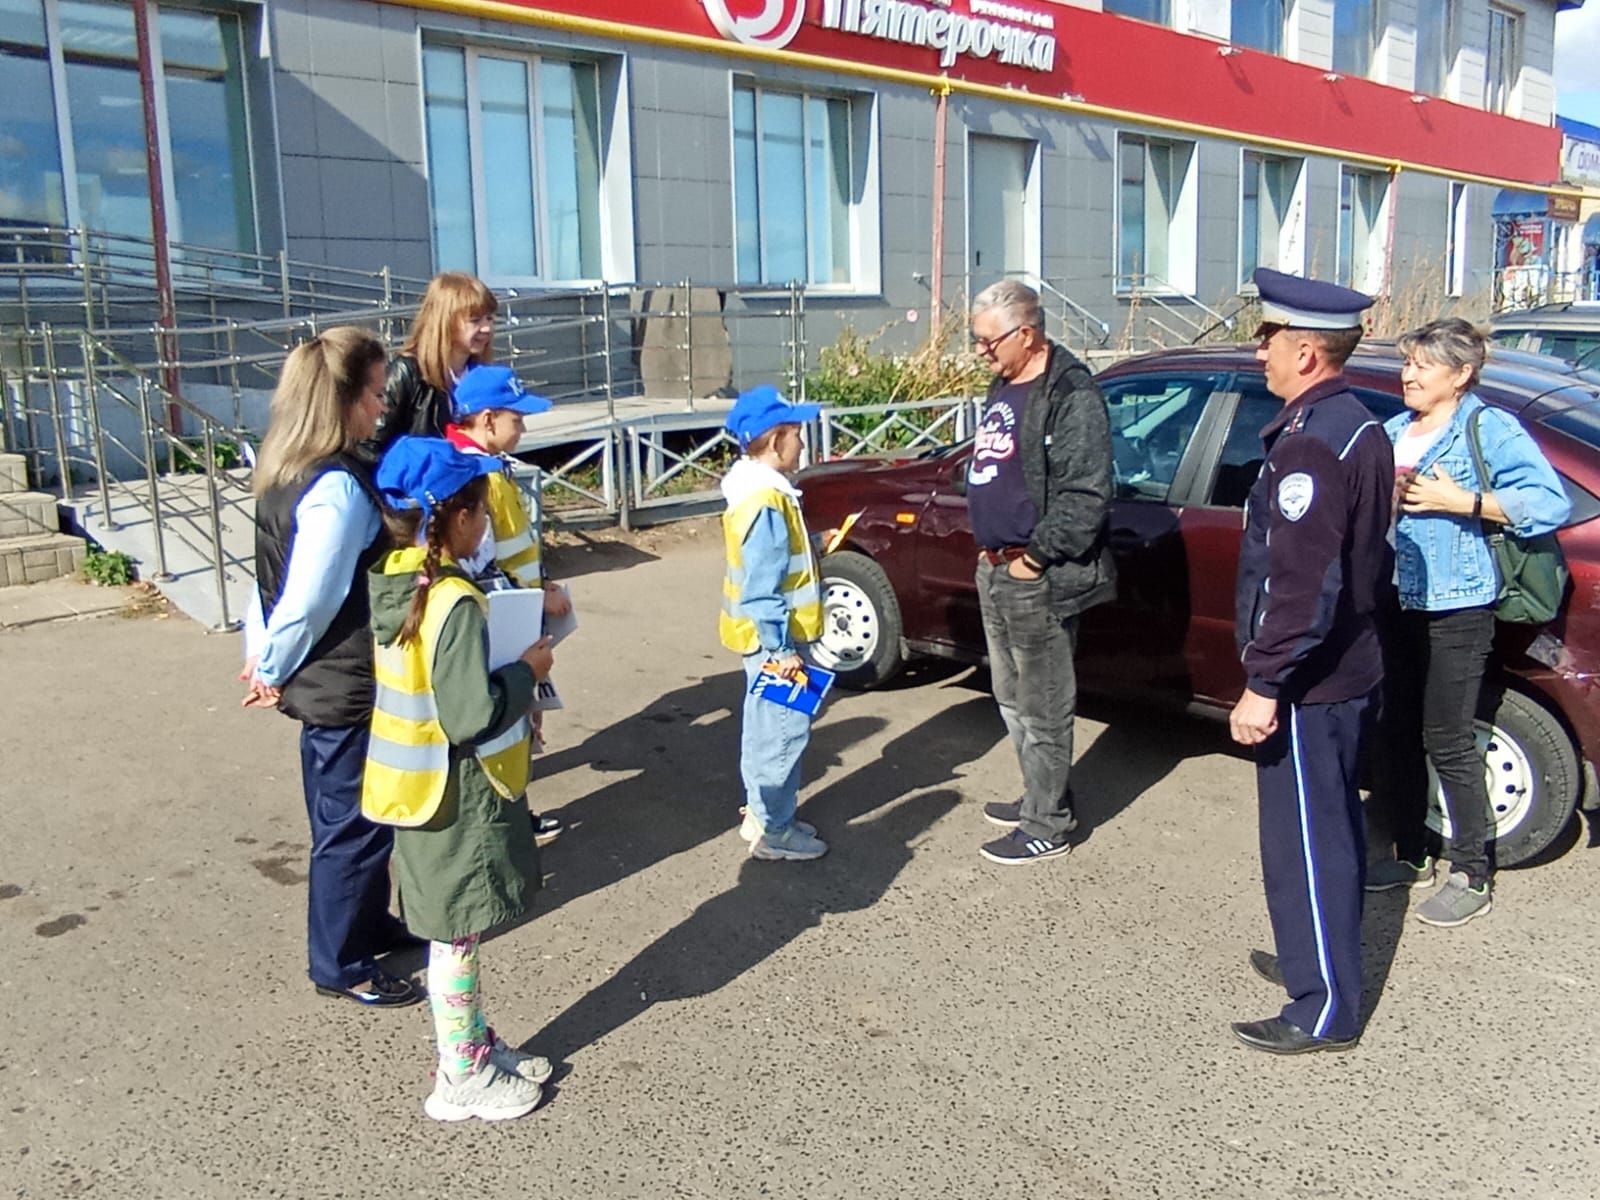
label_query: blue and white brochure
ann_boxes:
[750,662,836,716]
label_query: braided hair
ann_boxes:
[387,474,490,647]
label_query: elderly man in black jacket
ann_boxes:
[967,280,1116,865]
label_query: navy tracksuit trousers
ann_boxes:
[299,723,396,989]
[1257,694,1371,1043]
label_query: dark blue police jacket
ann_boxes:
[1235,375,1395,705]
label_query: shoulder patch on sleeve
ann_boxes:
[1277,471,1315,522]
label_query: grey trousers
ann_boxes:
[977,557,1080,841]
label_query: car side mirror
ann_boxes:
[950,461,968,496]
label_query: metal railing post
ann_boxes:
[137,375,171,580]
[279,250,292,318]
[77,224,96,333]
[681,278,695,411]
[226,320,243,430]
[600,284,616,424]
[79,332,113,526]
[39,325,74,503]
[200,419,232,629]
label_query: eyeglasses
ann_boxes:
[973,325,1025,355]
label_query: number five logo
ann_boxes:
[701,0,806,49]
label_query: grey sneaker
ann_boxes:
[1365,856,1435,892]
[750,824,828,861]
[1415,873,1493,928]
[486,1028,553,1084]
[424,1060,542,1123]
[739,806,816,843]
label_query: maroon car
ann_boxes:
[797,344,1600,867]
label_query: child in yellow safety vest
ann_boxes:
[719,385,830,862]
[444,365,569,846]
[364,435,556,1124]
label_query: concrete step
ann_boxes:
[0,490,59,539]
[0,453,26,495]
[0,531,86,586]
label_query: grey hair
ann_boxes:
[1396,317,1486,389]
[972,279,1044,333]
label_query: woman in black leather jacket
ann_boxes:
[377,271,499,446]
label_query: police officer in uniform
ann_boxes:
[1229,269,1393,1054]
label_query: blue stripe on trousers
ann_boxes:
[299,722,396,989]
[1255,692,1371,1041]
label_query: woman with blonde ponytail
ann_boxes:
[242,326,422,1009]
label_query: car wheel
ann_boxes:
[813,551,905,690]
[1424,687,1580,868]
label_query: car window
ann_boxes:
[1101,374,1221,503]
[1538,408,1600,527]
[1209,383,1282,508]
[1206,383,1403,509]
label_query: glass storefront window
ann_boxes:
[0,0,68,231]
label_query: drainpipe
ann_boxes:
[133,0,183,435]
[930,78,951,326]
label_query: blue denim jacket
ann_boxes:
[1384,393,1571,611]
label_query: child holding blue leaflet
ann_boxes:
[719,385,830,862]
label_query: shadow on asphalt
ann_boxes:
[526,695,999,1062]
[543,535,660,582]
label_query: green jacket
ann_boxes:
[368,561,541,942]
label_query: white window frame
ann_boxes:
[1446,182,1468,297]
[1114,131,1198,296]
[14,0,260,254]
[727,77,881,296]
[421,42,615,287]
[1485,4,1520,117]
[1236,149,1306,290]
[1336,165,1391,295]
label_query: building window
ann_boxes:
[1337,166,1388,293]
[1332,0,1376,77]
[1230,0,1283,55]
[422,44,603,283]
[1117,134,1196,293]
[1446,182,1468,297]
[1414,2,1453,96]
[1103,0,1170,24]
[0,0,256,253]
[1240,151,1304,286]
[733,83,862,287]
[1486,4,1519,116]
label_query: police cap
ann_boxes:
[1252,268,1373,333]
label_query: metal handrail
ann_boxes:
[1031,276,1112,348]
[1114,272,1236,340]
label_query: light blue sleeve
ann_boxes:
[256,471,382,686]
[1481,410,1572,537]
[739,506,795,655]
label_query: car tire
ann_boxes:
[813,551,905,690]
[1424,686,1580,868]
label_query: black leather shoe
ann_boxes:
[1249,949,1284,988]
[315,968,422,1008]
[1231,1016,1357,1055]
[372,920,427,956]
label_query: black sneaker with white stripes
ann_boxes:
[979,828,1071,865]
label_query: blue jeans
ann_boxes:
[740,651,813,836]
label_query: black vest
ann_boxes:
[254,455,386,726]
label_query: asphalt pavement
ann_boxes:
[4,524,1599,1199]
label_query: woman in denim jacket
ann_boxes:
[1369,318,1570,927]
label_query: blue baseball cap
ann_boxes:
[376,435,501,525]
[453,365,553,419]
[1253,268,1373,332]
[724,384,820,450]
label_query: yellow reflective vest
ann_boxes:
[362,550,532,828]
[485,470,542,589]
[719,486,823,654]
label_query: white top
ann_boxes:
[1393,423,1443,473]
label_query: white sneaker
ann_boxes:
[738,805,817,843]
[486,1029,553,1084]
[424,1061,542,1123]
[750,824,828,861]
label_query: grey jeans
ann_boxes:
[976,557,1080,841]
